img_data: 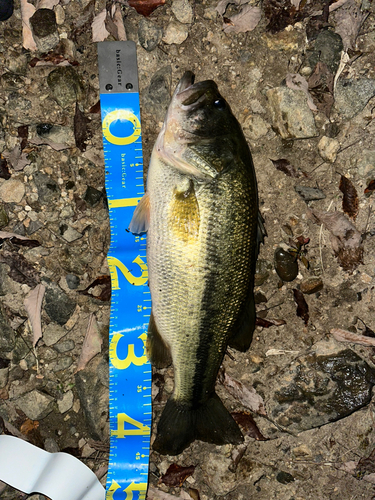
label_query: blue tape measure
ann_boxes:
[98,41,151,500]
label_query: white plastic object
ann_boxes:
[0,435,105,500]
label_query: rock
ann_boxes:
[300,277,323,294]
[52,356,73,372]
[294,185,326,202]
[66,274,80,290]
[44,437,59,453]
[7,93,31,116]
[54,339,75,353]
[75,355,109,440]
[318,136,340,163]
[30,8,59,52]
[276,471,295,484]
[203,6,217,20]
[27,220,43,235]
[16,389,54,420]
[0,204,9,228]
[334,78,375,119]
[266,339,375,433]
[57,390,73,413]
[0,179,25,203]
[308,30,343,73]
[33,172,60,203]
[54,4,65,24]
[36,124,75,146]
[1,71,25,90]
[353,149,375,178]
[12,335,34,365]
[274,247,298,282]
[5,53,29,76]
[0,367,9,388]
[243,114,270,140]
[47,66,84,108]
[172,0,193,24]
[138,18,163,52]
[43,323,66,346]
[266,87,317,139]
[84,186,103,207]
[142,66,172,124]
[0,304,15,352]
[44,284,76,326]
[162,21,189,45]
[60,224,83,243]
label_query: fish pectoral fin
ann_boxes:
[153,393,243,456]
[147,311,172,369]
[257,211,267,251]
[128,192,150,234]
[228,290,256,352]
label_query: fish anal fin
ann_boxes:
[228,289,256,352]
[153,393,243,456]
[128,192,150,234]
[147,311,172,369]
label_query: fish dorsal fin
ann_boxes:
[128,192,150,234]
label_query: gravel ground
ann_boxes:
[1,0,375,498]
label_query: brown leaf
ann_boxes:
[6,145,30,171]
[18,125,29,150]
[74,103,91,152]
[79,275,111,301]
[270,158,301,178]
[307,209,363,272]
[308,62,334,118]
[20,0,37,51]
[29,136,69,151]
[231,411,267,440]
[364,180,375,195]
[223,5,261,33]
[339,175,359,220]
[218,367,266,415]
[92,8,110,42]
[356,448,375,477]
[293,288,309,325]
[333,0,367,51]
[24,283,46,347]
[0,231,40,248]
[256,317,286,328]
[0,249,40,287]
[89,101,101,114]
[75,314,103,373]
[0,156,11,180]
[331,328,375,347]
[187,488,200,500]
[160,464,195,488]
[128,0,166,16]
[20,419,39,435]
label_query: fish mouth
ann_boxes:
[174,71,218,108]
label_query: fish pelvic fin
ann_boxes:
[128,192,150,234]
[153,393,243,456]
[257,211,267,253]
[147,311,172,369]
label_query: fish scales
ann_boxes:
[130,71,264,455]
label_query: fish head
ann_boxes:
[155,72,243,180]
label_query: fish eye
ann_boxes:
[213,99,226,110]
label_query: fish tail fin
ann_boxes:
[153,394,243,455]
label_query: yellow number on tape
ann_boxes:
[106,480,121,500]
[112,413,150,439]
[110,332,147,370]
[108,256,148,289]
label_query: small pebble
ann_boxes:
[274,247,298,282]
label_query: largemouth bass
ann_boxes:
[130,72,265,455]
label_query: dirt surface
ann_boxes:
[1,0,375,498]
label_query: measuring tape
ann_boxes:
[98,41,151,500]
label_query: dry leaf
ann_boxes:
[0,232,40,248]
[160,464,195,487]
[92,8,110,42]
[216,0,248,16]
[307,209,363,272]
[332,0,366,50]
[79,275,111,301]
[128,0,166,16]
[265,349,299,356]
[364,179,375,195]
[20,0,37,51]
[29,136,69,151]
[256,317,287,328]
[264,0,306,34]
[286,73,317,112]
[75,314,103,372]
[231,411,267,440]
[5,145,30,171]
[329,0,350,12]
[270,158,303,178]
[36,0,59,7]
[0,249,40,287]
[308,62,334,117]
[218,368,266,415]
[339,175,359,220]
[331,328,375,347]
[223,5,261,33]
[24,284,46,347]
[20,419,39,435]
[74,103,91,152]
[0,157,11,180]
[293,288,309,325]
[113,4,127,41]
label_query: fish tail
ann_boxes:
[153,393,243,455]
